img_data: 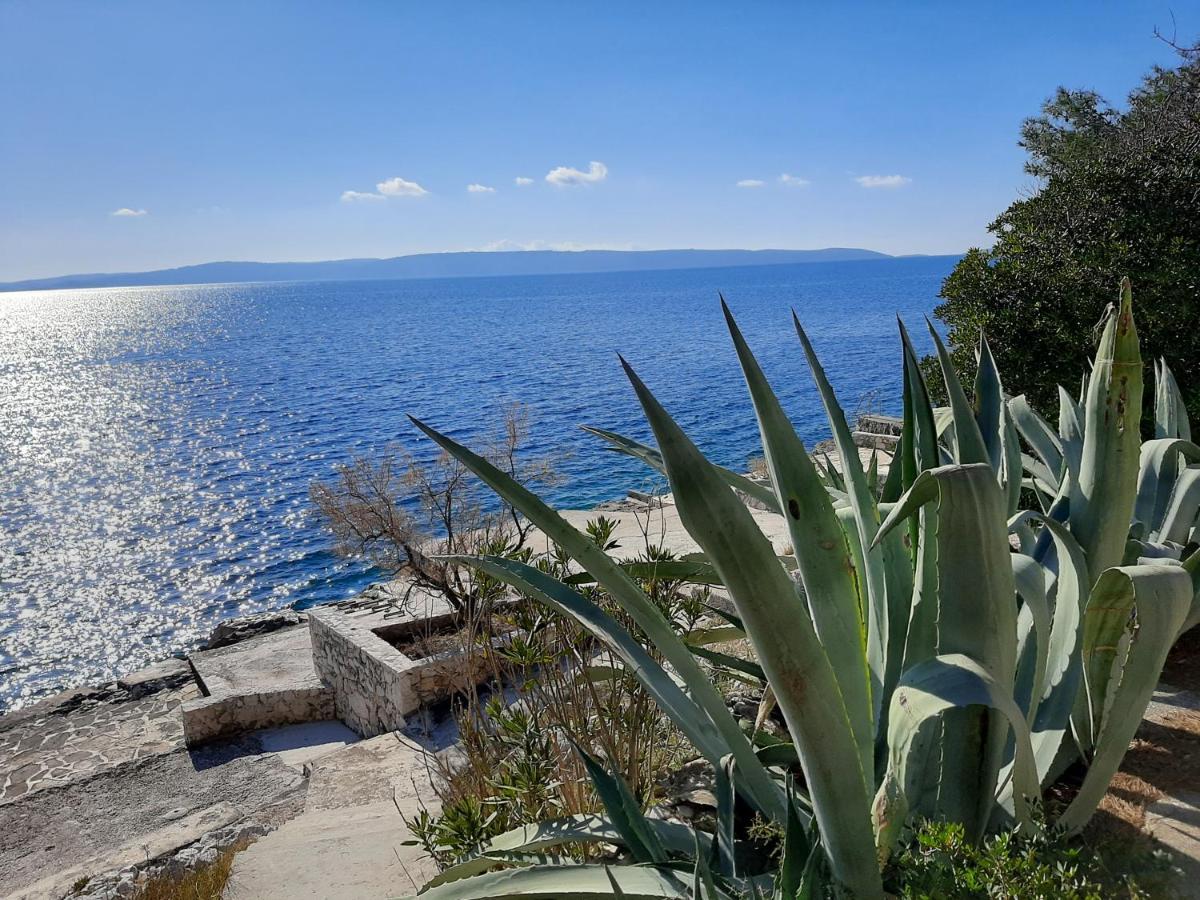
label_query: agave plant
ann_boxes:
[1004,285,1200,636]
[408,280,1190,899]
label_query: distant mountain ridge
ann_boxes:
[0,248,897,292]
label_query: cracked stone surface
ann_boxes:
[0,743,305,898]
[0,662,198,805]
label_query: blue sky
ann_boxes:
[0,1,1188,281]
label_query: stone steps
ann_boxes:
[223,733,449,900]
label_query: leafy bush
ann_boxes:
[405,516,700,869]
[885,819,1158,900]
[929,46,1200,419]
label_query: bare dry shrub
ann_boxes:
[310,402,558,617]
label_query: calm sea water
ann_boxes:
[0,256,956,708]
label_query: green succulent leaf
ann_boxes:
[1060,565,1192,832]
[620,355,883,899]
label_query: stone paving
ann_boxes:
[0,659,197,805]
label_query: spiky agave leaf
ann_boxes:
[1155,358,1191,441]
[872,654,1038,858]
[875,464,1018,840]
[619,357,883,898]
[1060,565,1192,831]
[419,864,694,900]
[723,301,874,775]
[581,425,781,514]
[1070,279,1143,585]
[420,815,716,891]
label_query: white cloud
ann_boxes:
[779,174,810,187]
[111,207,147,217]
[467,183,495,193]
[376,176,429,197]
[545,160,608,186]
[514,176,534,186]
[341,175,430,203]
[340,190,386,203]
[736,179,766,188]
[856,174,911,189]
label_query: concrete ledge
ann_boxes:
[182,686,335,746]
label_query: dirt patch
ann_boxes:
[1054,690,1200,895]
[382,621,471,660]
[1163,626,1200,694]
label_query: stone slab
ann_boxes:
[224,733,446,899]
[182,686,335,746]
[190,626,323,698]
[255,720,360,769]
[1145,792,1200,896]
[0,740,306,898]
[184,626,334,746]
[11,802,242,900]
[223,800,436,899]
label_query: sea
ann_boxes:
[0,255,957,709]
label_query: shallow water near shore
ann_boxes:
[0,256,955,708]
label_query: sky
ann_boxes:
[0,1,1190,281]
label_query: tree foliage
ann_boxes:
[931,47,1200,417]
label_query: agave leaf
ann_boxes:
[620,357,882,899]
[1133,438,1200,535]
[1058,386,1084,484]
[755,742,801,769]
[1154,466,1200,543]
[685,625,747,646]
[1155,358,1191,441]
[564,558,724,587]
[688,643,767,684]
[795,314,893,732]
[1008,394,1065,484]
[581,425,780,514]
[1182,549,1200,634]
[446,554,728,766]
[572,740,667,864]
[973,332,1005,474]
[876,464,1017,839]
[899,319,940,535]
[421,814,714,890]
[1005,512,1090,785]
[778,786,812,900]
[419,863,693,900]
[925,320,989,465]
[1011,552,1050,719]
[410,418,786,823]
[724,301,873,768]
[873,654,1039,855]
[819,453,846,492]
[1070,279,1143,585]
[1059,565,1192,832]
[1000,403,1024,516]
[1021,453,1058,494]
[713,756,737,878]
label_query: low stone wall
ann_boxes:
[309,608,416,737]
[182,687,335,746]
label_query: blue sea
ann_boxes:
[0,256,956,708]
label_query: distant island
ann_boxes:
[0,247,904,293]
